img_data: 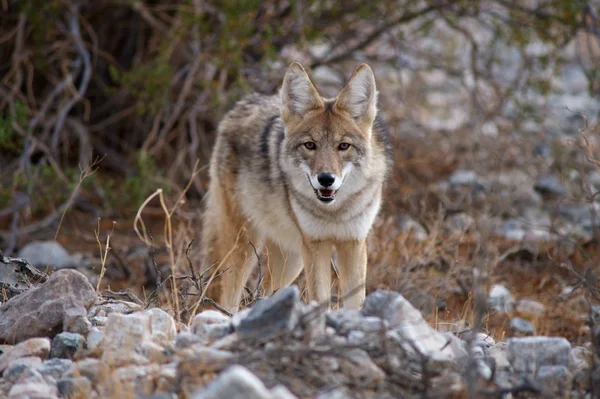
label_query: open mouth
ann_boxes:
[315,188,336,202]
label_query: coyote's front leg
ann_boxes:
[335,239,367,309]
[302,241,333,308]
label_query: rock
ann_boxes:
[0,269,96,344]
[488,284,514,313]
[141,308,177,346]
[269,384,298,399]
[507,336,571,373]
[337,348,385,387]
[361,290,455,362]
[516,299,545,317]
[8,381,58,399]
[109,363,177,395]
[192,310,233,344]
[237,286,302,343]
[0,337,51,373]
[495,220,526,241]
[66,358,109,384]
[536,365,572,398]
[178,346,234,374]
[18,241,79,270]
[449,170,477,186]
[2,357,43,384]
[444,212,474,234]
[396,215,428,241]
[508,317,535,336]
[86,328,104,353]
[191,365,275,399]
[473,333,495,351]
[534,174,567,196]
[87,300,142,318]
[39,358,73,380]
[50,332,85,359]
[57,376,92,398]
[175,332,202,349]
[488,342,510,370]
[570,346,592,390]
[231,308,251,330]
[102,312,153,367]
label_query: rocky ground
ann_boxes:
[0,254,598,399]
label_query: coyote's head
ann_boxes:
[280,62,378,205]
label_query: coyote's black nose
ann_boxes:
[317,173,335,187]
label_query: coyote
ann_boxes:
[201,62,391,313]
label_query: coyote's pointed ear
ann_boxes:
[334,64,377,127]
[280,62,323,125]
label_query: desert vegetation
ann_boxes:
[1,1,600,398]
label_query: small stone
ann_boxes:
[18,241,78,269]
[191,365,272,399]
[534,175,567,196]
[50,332,85,359]
[488,284,514,313]
[2,357,43,384]
[473,333,495,350]
[509,317,535,336]
[337,348,385,387]
[0,337,51,373]
[175,332,202,349]
[516,299,545,317]
[536,365,572,398]
[192,310,233,344]
[507,336,571,374]
[237,286,302,343]
[66,358,109,384]
[141,308,177,346]
[0,269,96,344]
[8,381,58,399]
[449,170,477,186]
[102,313,152,367]
[39,358,73,380]
[86,328,104,352]
[57,376,92,398]
[362,290,455,362]
[396,215,428,241]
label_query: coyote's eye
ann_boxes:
[304,142,316,150]
[338,142,351,151]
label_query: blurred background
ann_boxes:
[1,0,600,340]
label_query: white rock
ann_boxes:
[192,365,273,399]
[86,328,104,352]
[102,313,152,367]
[9,382,58,399]
[449,170,477,186]
[18,241,79,269]
[488,284,515,313]
[141,308,177,346]
[516,299,546,318]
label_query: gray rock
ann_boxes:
[57,376,92,398]
[488,342,510,370]
[0,337,51,373]
[50,332,85,359]
[8,380,58,399]
[2,357,42,384]
[39,358,73,380]
[192,310,233,344]
[536,365,572,398]
[534,175,567,196]
[449,170,477,186]
[0,269,96,344]
[495,220,526,241]
[488,284,515,313]
[191,365,276,399]
[102,312,152,366]
[516,299,546,317]
[18,241,79,270]
[175,332,202,349]
[237,286,302,343]
[508,317,535,336]
[507,336,571,373]
[66,358,109,384]
[570,346,592,390]
[362,290,455,362]
[337,348,385,386]
[396,215,428,241]
[87,300,142,318]
[473,333,496,351]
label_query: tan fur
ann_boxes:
[201,63,391,313]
